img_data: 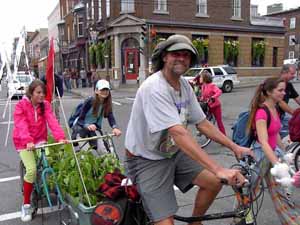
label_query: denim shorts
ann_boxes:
[125,150,203,222]
[247,142,285,188]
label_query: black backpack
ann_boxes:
[68,96,93,128]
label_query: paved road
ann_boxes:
[0,83,299,225]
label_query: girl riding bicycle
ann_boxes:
[238,77,300,225]
[12,79,67,222]
[198,70,226,135]
[71,79,122,151]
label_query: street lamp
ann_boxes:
[89,27,98,44]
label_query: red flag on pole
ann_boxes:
[45,37,54,102]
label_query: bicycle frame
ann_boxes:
[174,156,257,223]
[34,147,64,207]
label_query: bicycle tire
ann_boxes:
[196,114,216,148]
[293,143,300,171]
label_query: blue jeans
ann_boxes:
[280,113,291,138]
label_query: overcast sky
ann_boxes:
[0,0,58,53]
[0,1,300,54]
[251,0,300,15]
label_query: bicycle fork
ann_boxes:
[41,167,64,207]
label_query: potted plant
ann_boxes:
[252,40,266,66]
[224,40,239,66]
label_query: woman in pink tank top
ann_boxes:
[237,77,300,225]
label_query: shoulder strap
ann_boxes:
[261,105,271,129]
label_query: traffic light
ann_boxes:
[141,24,148,42]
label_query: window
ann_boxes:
[290,17,296,29]
[98,0,102,20]
[272,47,278,67]
[289,51,295,59]
[155,0,167,12]
[232,0,241,18]
[121,0,135,13]
[224,36,239,67]
[289,35,296,46]
[196,0,207,15]
[106,0,110,17]
[223,66,237,74]
[91,0,94,20]
[213,68,224,76]
[86,2,90,20]
[251,38,265,67]
[77,16,84,37]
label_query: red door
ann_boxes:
[124,48,139,80]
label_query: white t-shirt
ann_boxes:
[125,71,206,160]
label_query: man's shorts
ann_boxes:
[125,150,204,222]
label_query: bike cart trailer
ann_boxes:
[54,134,131,225]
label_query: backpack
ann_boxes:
[232,106,271,147]
[289,108,300,142]
[68,96,93,128]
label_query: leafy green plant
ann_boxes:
[46,136,124,206]
[224,40,239,65]
[89,45,96,68]
[192,38,209,59]
[96,42,105,68]
[252,40,266,62]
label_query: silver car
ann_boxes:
[183,65,240,93]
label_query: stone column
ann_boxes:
[139,37,146,85]
[113,34,121,88]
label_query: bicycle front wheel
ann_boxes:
[196,132,211,148]
[293,143,300,171]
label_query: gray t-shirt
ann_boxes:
[125,71,206,160]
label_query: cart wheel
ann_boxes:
[31,190,38,218]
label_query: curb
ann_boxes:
[71,79,300,98]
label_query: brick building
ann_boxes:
[268,7,300,61]
[59,0,285,86]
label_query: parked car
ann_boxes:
[7,71,34,98]
[183,65,240,93]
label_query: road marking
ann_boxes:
[0,121,14,125]
[112,101,122,106]
[125,97,135,101]
[0,206,59,222]
[0,176,19,183]
[0,102,17,106]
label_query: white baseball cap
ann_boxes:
[96,79,110,90]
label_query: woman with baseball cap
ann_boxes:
[71,79,122,151]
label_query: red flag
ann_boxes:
[45,37,54,102]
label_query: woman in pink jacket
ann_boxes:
[13,79,66,222]
[199,70,226,135]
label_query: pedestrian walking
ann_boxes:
[199,70,226,135]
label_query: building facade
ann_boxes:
[58,0,285,86]
[269,7,300,61]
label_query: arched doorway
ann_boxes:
[121,38,139,83]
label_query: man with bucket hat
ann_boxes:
[125,34,252,225]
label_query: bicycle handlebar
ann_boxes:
[32,133,115,150]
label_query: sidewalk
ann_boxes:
[71,76,300,98]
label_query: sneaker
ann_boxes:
[21,204,32,222]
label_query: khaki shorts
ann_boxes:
[125,150,203,222]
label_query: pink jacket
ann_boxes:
[200,83,222,108]
[13,96,65,151]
